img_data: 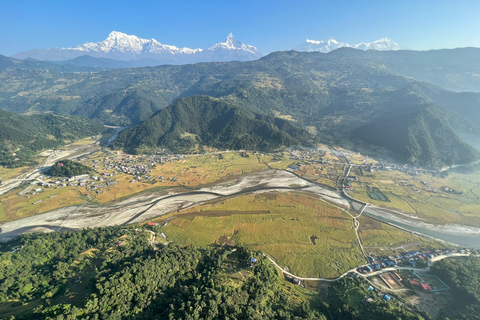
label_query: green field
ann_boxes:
[159,192,365,278]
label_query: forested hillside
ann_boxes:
[353,104,479,167]
[0,227,324,320]
[0,227,434,320]
[431,257,480,320]
[328,47,480,92]
[0,110,106,167]
[47,160,93,177]
[113,95,313,153]
[1,50,480,166]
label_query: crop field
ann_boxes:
[0,166,29,181]
[357,215,444,255]
[159,192,365,278]
[0,151,293,221]
[90,152,295,203]
[148,152,268,187]
[348,168,480,227]
[0,187,85,222]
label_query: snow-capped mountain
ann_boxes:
[295,38,399,53]
[12,31,263,64]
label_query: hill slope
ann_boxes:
[0,110,106,167]
[1,50,480,166]
[353,104,479,167]
[113,96,312,153]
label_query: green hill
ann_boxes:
[0,110,106,167]
[1,50,480,166]
[47,160,92,177]
[113,95,313,153]
[353,104,479,167]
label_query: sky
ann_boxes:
[1,0,480,56]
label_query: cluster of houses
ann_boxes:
[358,248,472,274]
[81,152,186,184]
[28,174,120,195]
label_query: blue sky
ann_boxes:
[1,0,479,56]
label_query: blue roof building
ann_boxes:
[384,295,391,301]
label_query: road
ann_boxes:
[265,252,469,282]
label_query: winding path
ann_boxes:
[265,252,470,282]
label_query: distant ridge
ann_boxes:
[12,31,263,65]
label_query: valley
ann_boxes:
[2,42,480,320]
[1,135,478,266]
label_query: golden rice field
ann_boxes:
[159,192,365,278]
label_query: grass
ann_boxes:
[159,192,365,278]
[0,166,29,181]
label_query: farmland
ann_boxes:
[159,191,363,278]
[0,150,296,222]
[348,166,480,227]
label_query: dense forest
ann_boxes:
[0,110,106,167]
[353,103,479,167]
[47,160,93,178]
[0,227,324,319]
[113,95,313,154]
[0,227,440,320]
[431,257,480,320]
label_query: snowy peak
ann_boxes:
[296,38,399,53]
[303,38,349,52]
[208,33,260,55]
[13,31,260,63]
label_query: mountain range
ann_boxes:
[294,38,399,53]
[2,48,480,167]
[9,32,403,68]
[12,31,263,66]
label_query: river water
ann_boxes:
[362,209,480,249]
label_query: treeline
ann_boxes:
[47,160,92,177]
[431,257,480,320]
[0,110,106,167]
